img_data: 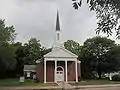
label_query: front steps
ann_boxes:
[57,81,74,89]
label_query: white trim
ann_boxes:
[44,60,46,83]
[54,60,57,83]
[56,66,64,70]
[44,46,78,58]
[55,66,64,82]
[45,57,77,61]
[65,60,68,82]
[75,61,78,82]
[77,60,81,63]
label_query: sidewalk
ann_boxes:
[75,84,120,89]
[1,84,120,90]
[0,86,61,90]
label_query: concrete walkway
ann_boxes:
[75,84,120,89]
[57,82,74,89]
[1,84,120,90]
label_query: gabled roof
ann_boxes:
[44,46,78,58]
[24,65,36,71]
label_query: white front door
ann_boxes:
[55,66,64,82]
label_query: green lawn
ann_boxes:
[70,79,120,86]
[1,78,120,87]
[0,78,57,87]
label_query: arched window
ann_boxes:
[57,67,63,71]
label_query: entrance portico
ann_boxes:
[43,46,80,83]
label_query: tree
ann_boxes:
[23,38,45,65]
[0,20,16,77]
[106,45,120,71]
[0,44,17,71]
[72,0,120,38]
[0,19,16,44]
[64,40,82,56]
[80,36,117,79]
[14,42,25,76]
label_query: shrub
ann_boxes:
[112,74,120,81]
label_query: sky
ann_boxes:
[0,0,119,47]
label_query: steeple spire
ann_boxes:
[55,10,61,42]
[53,10,63,50]
[56,11,60,31]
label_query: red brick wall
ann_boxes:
[46,61,54,82]
[68,61,76,81]
[36,61,55,82]
[36,60,81,82]
[36,61,44,82]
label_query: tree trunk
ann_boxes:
[98,71,102,79]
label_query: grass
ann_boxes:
[1,78,120,87]
[0,78,57,87]
[70,79,120,86]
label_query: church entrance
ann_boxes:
[55,66,64,82]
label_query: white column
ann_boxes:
[44,60,46,83]
[55,60,57,83]
[75,61,78,82]
[65,60,68,82]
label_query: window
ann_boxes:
[57,33,60,40]
[27,72,30,77]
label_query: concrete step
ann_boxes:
[57,82,74,89]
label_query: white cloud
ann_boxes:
[0,0,119,47]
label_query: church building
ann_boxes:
[36,11,81,83]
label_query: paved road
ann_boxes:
[79,86,120,90]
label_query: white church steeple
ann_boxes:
[53,10,63,49]
[55,11,61,44]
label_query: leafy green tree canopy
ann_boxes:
[81,36,117,78]
[72,0,120,38]
[0,19,16,44]
[0,44,17,71]
[0,19,16,72]
[64,40,82,56]
[106,45,120,71]
[23,38,45,65]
